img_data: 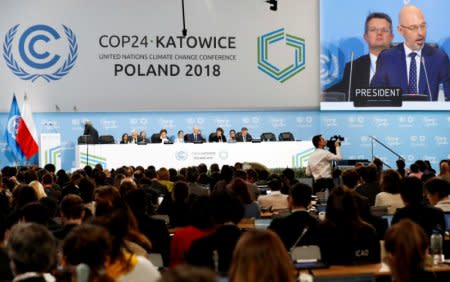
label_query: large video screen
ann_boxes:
[320,0,450,111]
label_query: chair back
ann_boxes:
[209,132,216,142]
[78,135,94,144]
[279,132,295,141]
[98,135,115,144]
[260,132,276,142]
[151,133,161,143]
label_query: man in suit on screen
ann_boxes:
[327,12,394,101]
[371,5,450,101]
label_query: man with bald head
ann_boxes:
[371,5,450,101]
[185,126,206,143]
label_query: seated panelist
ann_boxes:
[138,130,150,144]
[120,133,130,144]
[160,129,170,143]
[185,126,206,143]
[210,127,227,143]
[236,127,252,142]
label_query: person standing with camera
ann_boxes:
[306,135,343,193]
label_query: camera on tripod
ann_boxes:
[326,135,344,154]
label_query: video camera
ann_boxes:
[326,135,344,154]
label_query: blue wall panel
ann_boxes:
[1,110,449,171]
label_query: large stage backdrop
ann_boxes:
[0,0,318,111]
[0,0,449,171]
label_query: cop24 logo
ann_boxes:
[257,28,305,83]
[3,24,78,82]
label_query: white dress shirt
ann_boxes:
[404,43,423,92]
[305,147,342,180]
[369,52,378,83]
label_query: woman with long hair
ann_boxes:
[318,186,380,264]
[384,219,437,282]
[229,229,296,282]
[229,177,260,219]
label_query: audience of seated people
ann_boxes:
[0,157,449,281]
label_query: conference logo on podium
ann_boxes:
[3,24,78,82]
[292,147,314,168]
[257,28,305,83]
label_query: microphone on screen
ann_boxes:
[421,56,432,101]
[347,51,354,102]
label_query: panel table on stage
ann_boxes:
[76,141,314,169]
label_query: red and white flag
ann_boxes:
[16,93,39,159]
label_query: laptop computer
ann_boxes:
[382,214,394,227]
[254,218,273,229]
[444,212,450,231]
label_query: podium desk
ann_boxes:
[320,101,449,111]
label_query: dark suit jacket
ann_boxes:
[371,43,450,101]
[317,220,380,265]
[53,224,78,241]
[185,133,206,143]
[138,136,150,144]
[268,211,319,250]
[327,54,371,101]
[83,124,99,144]
[210,135,227,143]
[135,214,171,266]
[392,203,446,237]
[355,182,380,207]
[235,132,252,142]
[0,248,13,282]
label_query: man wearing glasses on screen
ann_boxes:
[326,12,394,100]
[371,5,450,101]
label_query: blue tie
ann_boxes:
[408,52,417,94]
